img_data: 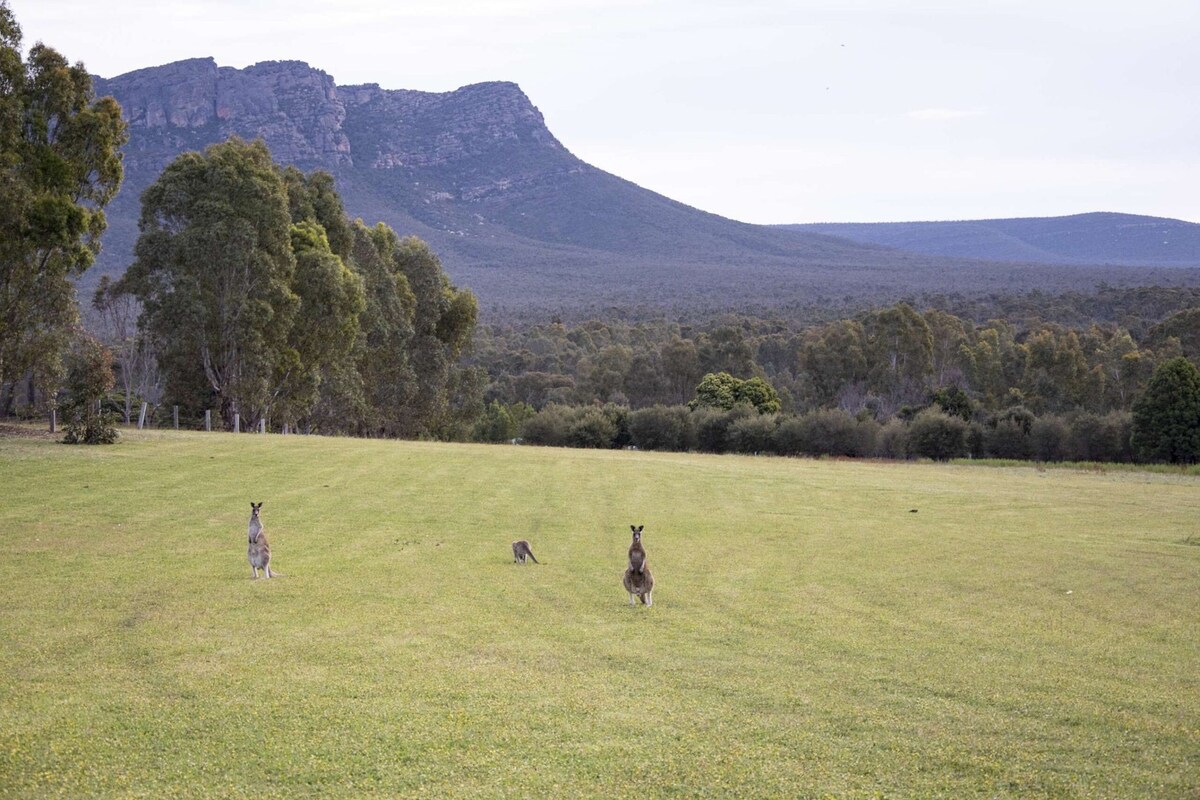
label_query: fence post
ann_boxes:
[234,412,240,433]
[49,408,56,434]
[137,402,148,430]
[173,405,179,430]
[259,418,266,434]
[282,422,289,435]
[205,409,211,432]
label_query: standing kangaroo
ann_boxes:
[512,540,540,564]
[623,524,654,605]
[627,524,646,572]
[247,502,274,579]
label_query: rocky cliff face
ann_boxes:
[95,58,570,182]
[94,58,352,170]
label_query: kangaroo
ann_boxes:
[623,563,654,606]
[247,502,274,579]
[512,539,539,564]
[624,524,653,605]
[627,524,646,573]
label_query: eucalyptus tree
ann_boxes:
[121,138,298,428]
[0,1,126,396]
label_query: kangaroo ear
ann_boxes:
[637,525,644,532]
[630,525,637,532]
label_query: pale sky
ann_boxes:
[13,0,1200,224]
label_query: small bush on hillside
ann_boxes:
[984,419,1033,460]
[628,405,692,451]
[473,401,535,443]
[520,404,574,446]
[727,413,779,454]
[875,418,910,459]
[1068,412,1133,463]
[1030,416,1070,461]
[907,408,968,461]
[692,405,753,453]
[597,403,631,448]
[777,409,875,457]
[568,407,619,448]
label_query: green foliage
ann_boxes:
[473,400,535,443]
[737,376,782,414]
[908,408,969,461]
[566,406,619,449]
[689,371,740,410]
[875,418,910,459]
[0,2,126,393]
[628,405,693,451]
[1146,307,1200,366]
[726,413,779,454]
[59,333,118,444]
[689,372,780,414]
[691,405,754,453]
[775,409,876,457]
[1067,412,1132,463]
[1131,357,1200,463]
[122,140,476,438]
[929,384,973,420]
[122,138,296,428]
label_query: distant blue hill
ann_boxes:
[782,213,1200,268]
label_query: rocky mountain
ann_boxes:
[88,58,1200,316]
[785,213,1200,268]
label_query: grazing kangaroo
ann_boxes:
[247,502,274,579]
[512,539,539,564]
[624,524,653,605]
[628,524,646,573]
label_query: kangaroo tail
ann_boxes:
[528,552,539,564]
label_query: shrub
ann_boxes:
[520,404,574,446]
[983,419,1033,460]
[1030,416,1070,462]
[567,407,619,448]
[60,335,119,445]
[1069,412,1133,463]
[598,403,631,448]
[473,401,535,443]
[777,409,875,457]
[628,405,691,451]
[692,406,752,453]
[727,413,778,454]
[875,418,910,459]
[907,408,968,461]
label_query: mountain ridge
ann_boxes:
[87,58,1200,315]
[784,212,1200,267]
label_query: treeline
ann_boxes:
[483,402,1138,463]
[470,290,1200,419]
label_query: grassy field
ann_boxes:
[1,428,1197,798]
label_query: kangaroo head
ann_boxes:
[630,524,643,543]
[250,502,263,519]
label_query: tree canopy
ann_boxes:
[1131,356,1200,463]
[121,136,476,436]
[0,0,126,394]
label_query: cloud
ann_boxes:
[906,108,984,121]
